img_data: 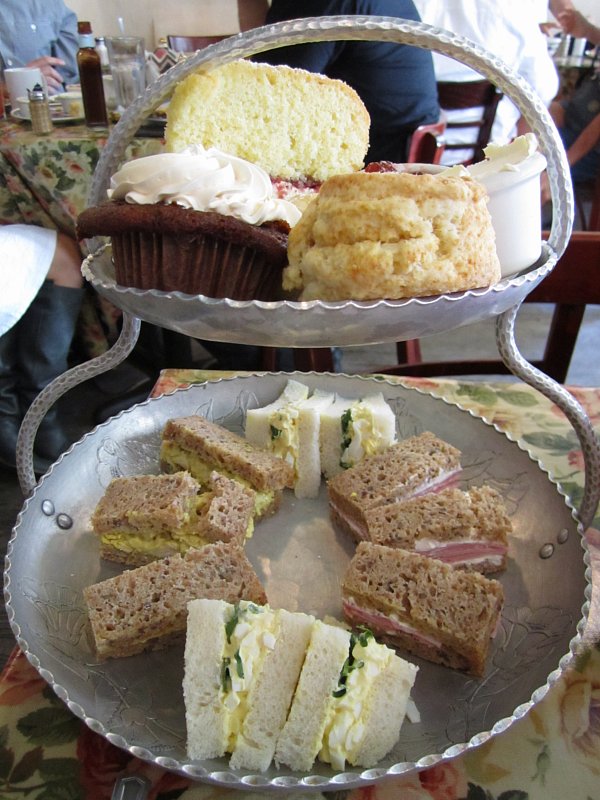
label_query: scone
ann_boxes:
[284,170,502,301]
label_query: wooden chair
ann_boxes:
[368,231,600,384]
[437,79,503,165]
[166,35,230,52]
[406,117,447,165]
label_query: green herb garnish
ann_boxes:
[332,627,373,698]
[340,409,353,452]
[225,603,240,643]
[234,650,244,679]
[270,425,282,440]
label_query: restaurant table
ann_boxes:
[1,370,599,800]
[0,117,163,356]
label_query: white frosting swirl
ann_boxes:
[107,145,301,227]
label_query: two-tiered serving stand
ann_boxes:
[7,18,600,792]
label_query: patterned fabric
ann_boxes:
[0,372,598,799]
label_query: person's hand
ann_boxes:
[26,56,66,94]
[555,9,589,39]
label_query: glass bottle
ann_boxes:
[77,21,108,128]
[95,36,111,75]
[28,83,53,134]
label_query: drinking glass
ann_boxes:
[106,36,146,109]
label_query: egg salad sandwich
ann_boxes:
[274,620,418,772]
[360,485,511,574]
[342,542,504,677]
[84,542,267,659]
[319,392,396,479]
[328,431,462,542]
[245,379,334,499]
[184,598,314,771]
[160,414,295,518]
[90,470,255,566]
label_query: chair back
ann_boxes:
[406,117,447,164]
[166,35,229,52]
[437,79,503,164]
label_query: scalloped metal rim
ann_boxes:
[82,242,555,309]
[4,373,591,791]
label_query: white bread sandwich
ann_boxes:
[184,599,314,771]
[245,380,334,499]
[342,542,504,677]
[360,485,511,574]
[328,431,462,541]
[84,543,267,659]
[319,392,397,479]
[274,621,418,772]
[90,470,255,566]
[160,414,294,518]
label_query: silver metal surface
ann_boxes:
[5,374,591,791]
[111,775,151,800]
[81,243,558,348]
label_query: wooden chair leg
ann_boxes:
[541,304,585,383]
[396,339,423,365]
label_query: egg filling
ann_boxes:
[220,602,279,749]
[340,404,392,470]
[160,441,272,519]
[319,629,392,770]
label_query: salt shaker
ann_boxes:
[28,84,53,135]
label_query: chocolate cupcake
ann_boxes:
[77,147,301,301]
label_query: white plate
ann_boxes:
[4,373,590,791]
[10,109,84,124]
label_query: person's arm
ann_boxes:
[555,9,600,43]
[541,111,600,203]
[52,3,79,85]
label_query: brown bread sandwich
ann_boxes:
[160,414,294,518]
[84,542,267,659]
[359,485,511,574]
[327,431,462,541]
[341,542,504,677]
[90,470,255,566]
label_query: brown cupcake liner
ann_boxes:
[110,231,285,301]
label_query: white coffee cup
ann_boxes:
[4,67,46,109]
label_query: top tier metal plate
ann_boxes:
[82,16,573,349]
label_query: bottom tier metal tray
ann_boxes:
[4,373,590,791]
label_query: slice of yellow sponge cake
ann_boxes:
[165,59,370,181]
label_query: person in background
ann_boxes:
[413,0,559,164]
[0,0,79,93]
[0,226,84,474]
[554,5,600,42]
[256,0,440,164]
[541,15,600,205]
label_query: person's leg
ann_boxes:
[0,325,21,470]
[16,232,85,465]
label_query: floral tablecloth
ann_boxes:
[1,372,598,800]
[0,119,162,235]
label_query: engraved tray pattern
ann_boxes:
[4,374,591,791]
